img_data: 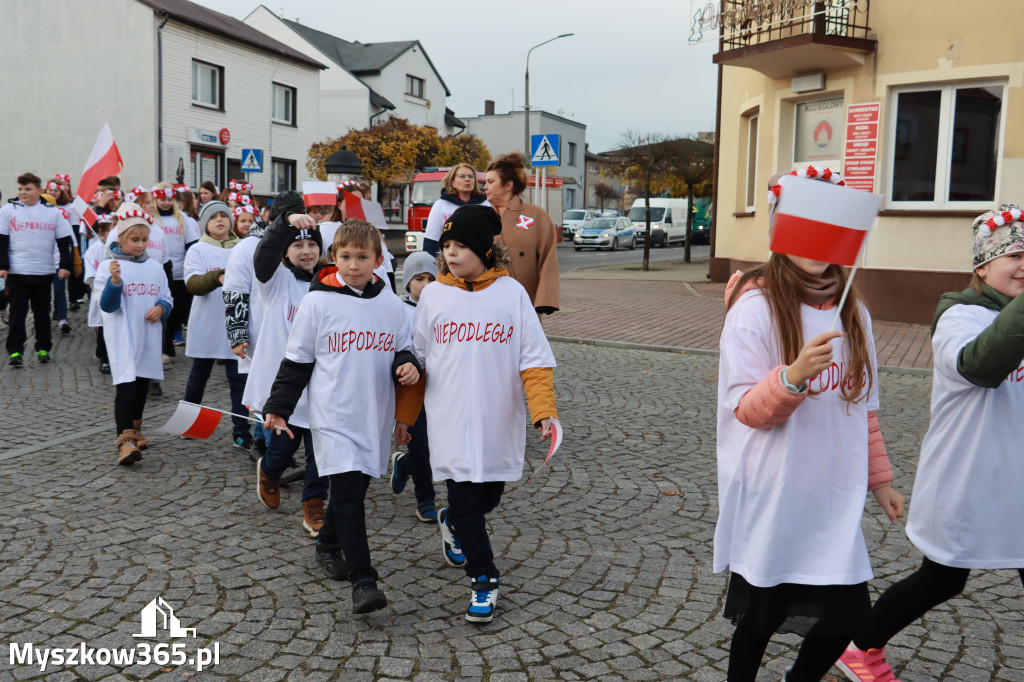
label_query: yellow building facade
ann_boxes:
[709,0,1022,322]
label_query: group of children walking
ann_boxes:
[716,168,1024,681]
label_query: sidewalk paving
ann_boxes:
[548,258,935,371]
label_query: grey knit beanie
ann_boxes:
[198,200,231,233]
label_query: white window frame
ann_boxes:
[191,60,222,110]
[271,158,295,194]
[745,113,759,211]
[406,75,425,99]
[272,83,296,125]
[885,80,1007,210]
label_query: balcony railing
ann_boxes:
[720,0,871,51]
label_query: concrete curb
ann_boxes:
[547,335,933,377]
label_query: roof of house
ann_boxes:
[281,19,451,97]
[445,108,466,130]
[138,0,326,70]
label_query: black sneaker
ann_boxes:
[315,543,349,581]
[351,578,387,614]
[233,432,253,450]
[148,381,163,397]
[59,320,71,335]
[9,353,23,367]
[99,361,111,374]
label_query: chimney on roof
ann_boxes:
[484,100,495,116]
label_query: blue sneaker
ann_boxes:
[173,331,185,346]
[438,507,465,567]
[416,501,437,523]
[233,432,253,450]
[389,451,409,494]
[466,575,499,623]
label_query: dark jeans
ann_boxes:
[260,425,328,502]
[854,557,1024,651]
[164,278,191,355]
[445,480,505,580]
[6,274,53,354]
[96,327,108,362]
[183,357,249,435]
[396,409,435,505]
[319,472,375,584]
[52,274,67,320]
[115,377,150,434]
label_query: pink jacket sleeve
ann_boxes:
[867,410,894,491]
[734,366,807,429]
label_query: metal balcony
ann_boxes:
[712,0,876,80]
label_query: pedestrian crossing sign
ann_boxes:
[530,134,560,166]
[240,149,263,173]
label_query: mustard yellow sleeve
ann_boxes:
[395,374,425,425]
[520,367,557,426]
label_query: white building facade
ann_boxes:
[0,0,324,199]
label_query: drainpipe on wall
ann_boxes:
[369,108,388,126]
[157,13,169,181]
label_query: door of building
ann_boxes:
[191,146,224,191]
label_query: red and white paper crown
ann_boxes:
[151,186,176,200]
[118,206,154,224]
[233,205,258,217]
[303,181,337,207]
[767,166,845,221]
[45,180,62,191]
[126,185,149,203]
[229,180,253,192]
[977,208,1024,238]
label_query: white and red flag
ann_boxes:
[73,121,123,227]
[527,417,564,484]
[343,191,388,230]
[157,401,224,439]
[770,174,882,267]
[302,181,337,208]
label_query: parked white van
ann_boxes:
[627,198,689,247]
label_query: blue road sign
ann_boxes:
[530,134,560,166]
[240,149,263,173]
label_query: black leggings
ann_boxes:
[854,557,1024,651]
[114,378,150,434]
[728,618,854,681]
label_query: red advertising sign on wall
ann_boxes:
[842,103,880,192]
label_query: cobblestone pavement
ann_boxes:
[2,308,1023,681]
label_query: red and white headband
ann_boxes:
[126,185,148,203]
[45,181,62,191]
[53,174,70,183]
[109,189,124,199]
[978,208,1024,238]
[767,166,845,208]
[96,213,114,224]
[229,180,253,192]
[233,205,258,218]
[337,180,360,192]
[151,186,176,200]
[228,192,252,205]
[119,207,153,224]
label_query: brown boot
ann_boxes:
[132,419,148,451]
[302,498,326,538]
[256,458,280,509]
[117,429,142,466]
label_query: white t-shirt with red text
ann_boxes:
[715,289,879,587]
[183,241,234,360]
[0,201,73,275]
[412,275,557,483]
[158,213,201,280]
[282,284,412,476]
[906,304,1024,568]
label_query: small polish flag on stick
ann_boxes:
[73,121,124,228]
[302,181,337,208]
[770,174,882,267]
[527,417,564,484]
[343,191,388,230]
[157,401,262,439]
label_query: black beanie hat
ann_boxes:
[440,204,503,268]
[269,190,305,221]
[284,226,323,258]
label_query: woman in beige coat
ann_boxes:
[483,153,560,314]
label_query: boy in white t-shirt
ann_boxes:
[263,219,422,616]
[409,204,558,623]
[0,172,75,366]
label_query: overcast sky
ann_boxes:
[205,0,719,154]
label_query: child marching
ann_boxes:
[837,207,1024,682]
[247,194,328,537]
[715,170,904,681]
[263,218,421,615]
[410,204,558,623]
[93,203,172,465]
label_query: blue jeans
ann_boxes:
[395,409,435,505]
[259,425,328,502]
[253,422,268,446]
[183,357,249,435]
[52,274,67,320]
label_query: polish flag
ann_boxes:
[527,417,564,484]
[770,175,883,267]
[156,401,223,439]
[302,181,337,208]
[71,196,98,228]
[343,191,388,230]
[75,121,124,210]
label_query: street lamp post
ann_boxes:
[524,33,574,165]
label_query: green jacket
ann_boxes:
[932,284,1024,388]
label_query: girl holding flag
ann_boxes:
[837,207,1024,682]
[715,168,904,681]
